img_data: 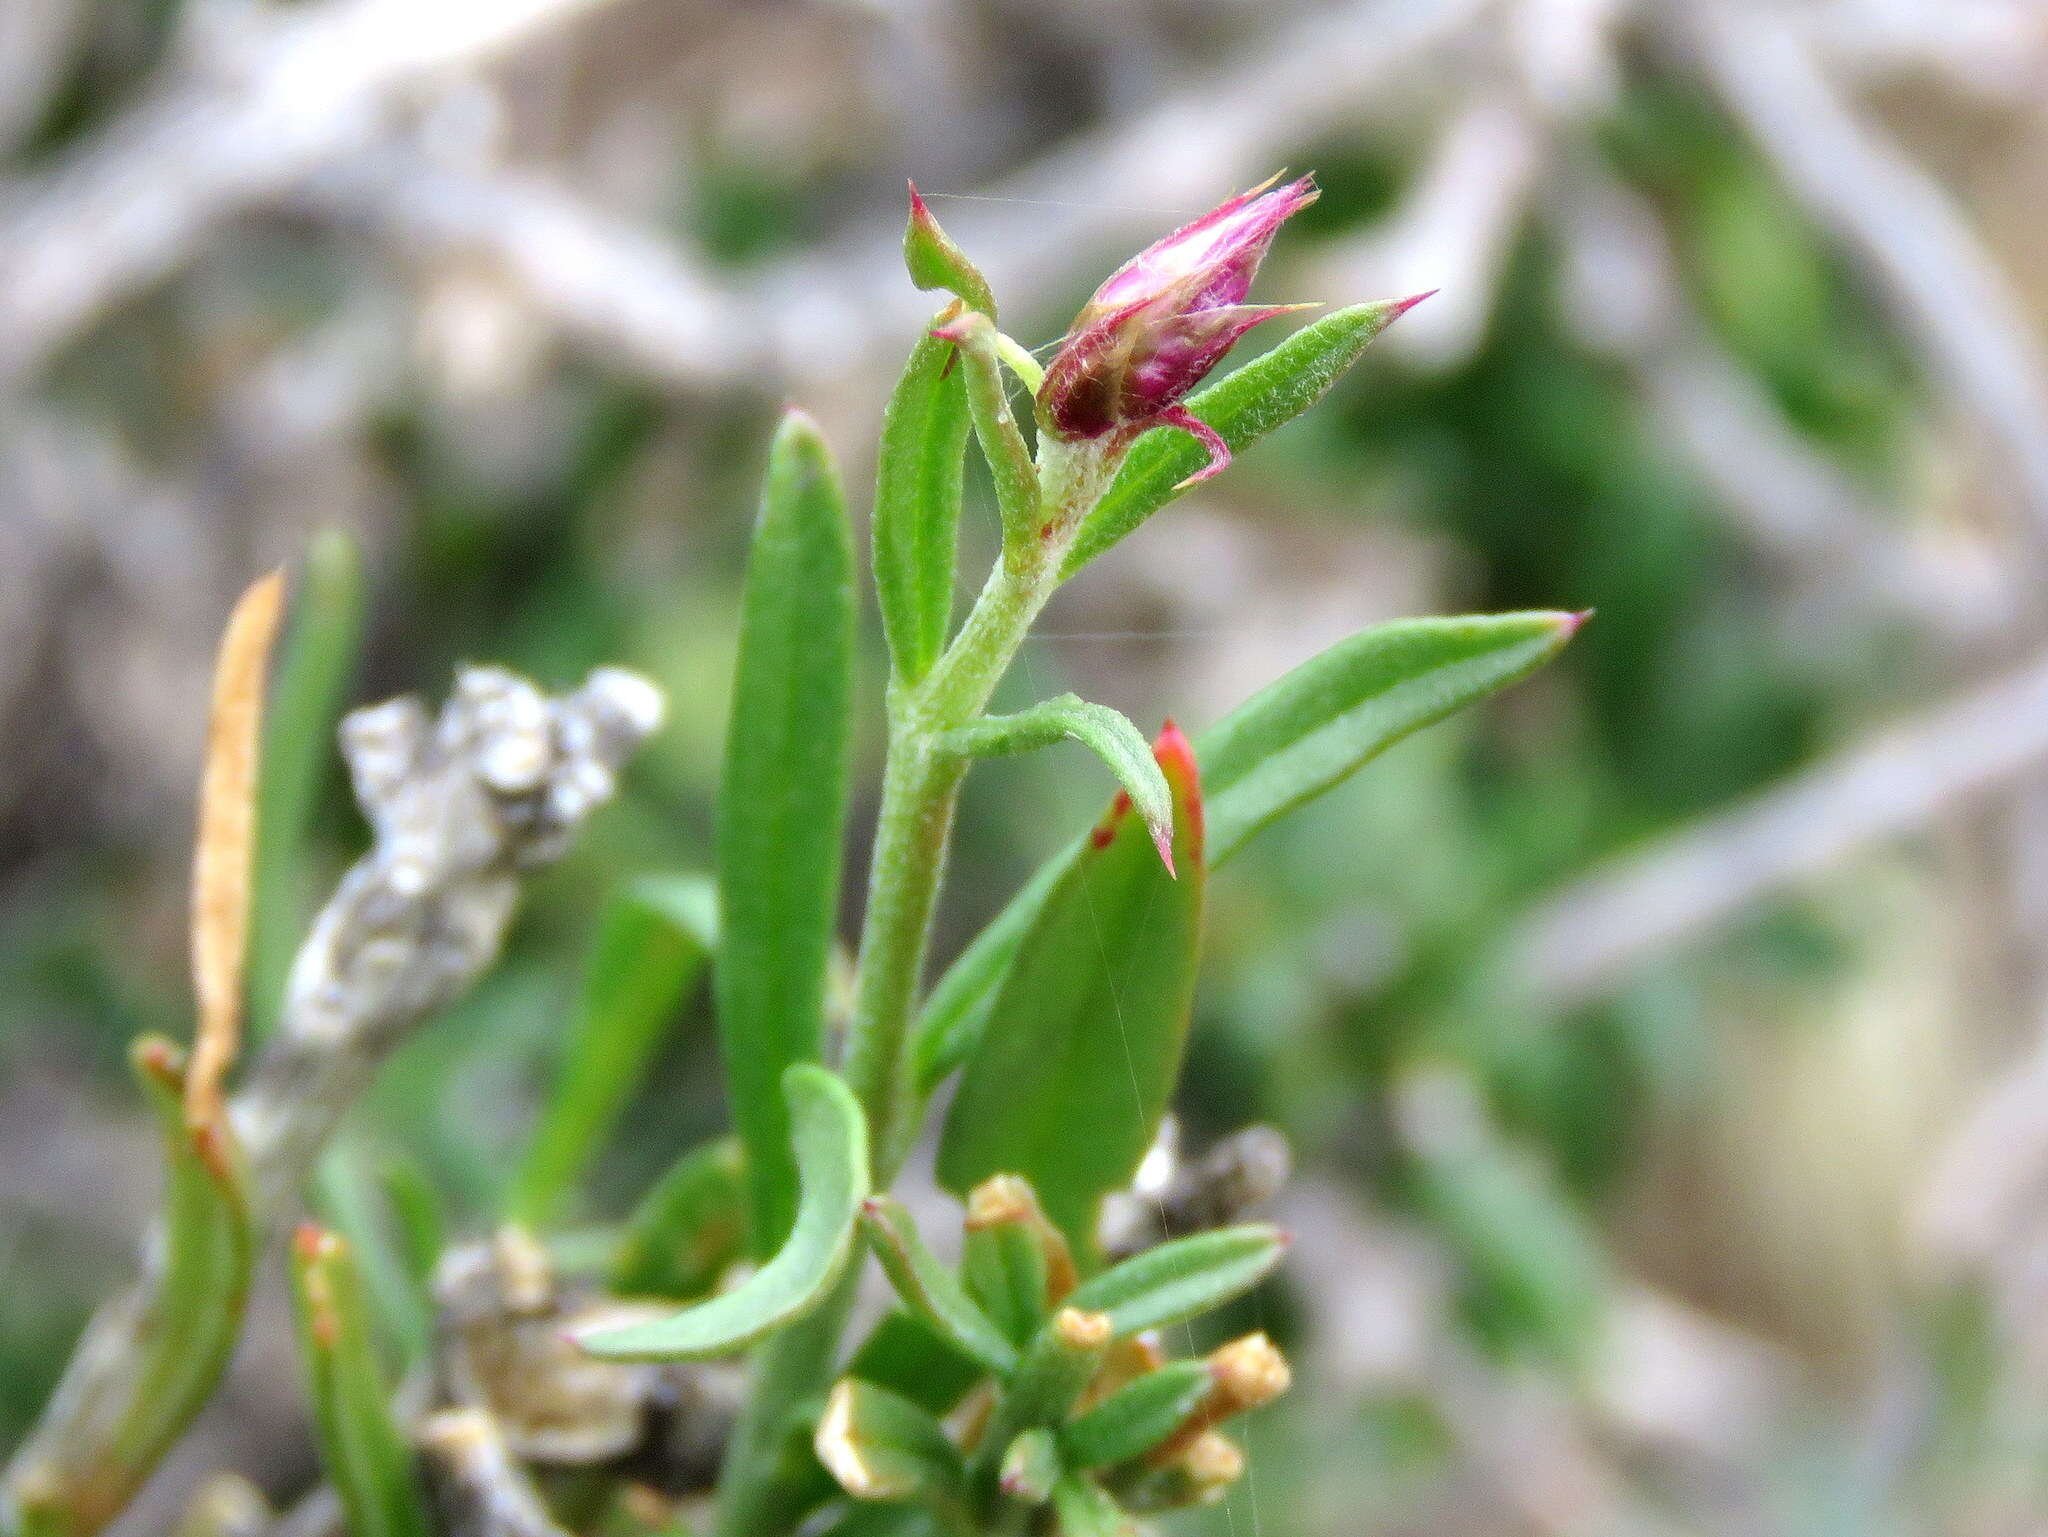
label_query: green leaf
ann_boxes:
[611,1136,749,1302]
[719,411,857,1256]
[961,1176,1075,1348]
[1062,300,1412,577]
[249,528,364,1041]
[936,695,1174,873]
[313,1139,433,1368]
[815,1379,967,1505]
[1201,612,1583,865]
[905,185,996,319]
[288,1226,432,1537]
[874,332,971,684]
[576,1066,869,1361]
[12,1040,257,1537]
[860,1197,1018,1377]
[845,1313,987,1419]
[910,611,1582,1091]
[1064,1226,1286,1339]
[911,852,1064,1098]
[998,1427,1062,1506]
[510,874,717,1227]
[1059,1361,1211,1469]
[1050,1474,1137,1537]
[936,728,1205,1254]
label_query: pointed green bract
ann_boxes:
[874,332,971,684]
[1201,611,1583,864]
[861,1196,1019,1376]
[10,1040,256,1537]
[935,694,1174,872]
[718,412,856,1256]
[1065,1226,1286,1339]
[577,1066,869,1361]
[1060,1360,1213,1469]
[1050,1474,1138,1537]
[1062,301,1411,577]
[611,1136,749,1301]
[910,611,1583,1092]
[288,1226,432,1537]
[905,185,996,319]
[936,729,1205,1256]
[511,873,718,1227]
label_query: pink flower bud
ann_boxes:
[1036,176,1320,476]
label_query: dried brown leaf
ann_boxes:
[186,568,286,1129]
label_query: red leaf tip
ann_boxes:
[1385,289,1439,322]
[1559,607,1596,637]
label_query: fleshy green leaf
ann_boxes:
[249,528,364,1042]
[815,1379,967,1505]
[1050,1474,1138,1537]
[1062,300,1413,577]
[860,1196,1018,1377]
[998,1427,1062,1506]
[1060,1361,1212,1469]
[1064,1226,1286,1339]
[288,1225,432,1537]
[936,695,1174,873]
[575,1065,869,1361]
[961,1175,1076,1348]
[1200,612,1583,865]
[10,1040,256,1537]
[874,332,970,684]
[910,612,1583,1092]
[936,727,1205,1254]
[719,411,857,1255]
[510,873,717,1227]
[905,185,996,319]
[610,1136,749,1302]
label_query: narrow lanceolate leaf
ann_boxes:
[937,727,1206,1255]
[187,568,287,1129]
[937,695,1175,874]
[719,411,856,1256]
[1201,612,1584,865]
[250,529,364,1041]
[576,1066,868,1361]
[1062,299,1419,577]
[860,1196,1018,1376]
[510,873,717,1226]
[288,1226,432,1537]
[610,1136,749,1302]
[815,1379,967,1505]
[9,1040,255,1537]
[1050,1474,1137,1537]
[910,611,1583,1090]
[874,330,971,684]
[1060,1361,1213,1470]
[1065,1226,1287,1340]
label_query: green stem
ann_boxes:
[844,437,1116,1174]
[717,439,1116,1537]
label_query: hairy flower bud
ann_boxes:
[1036,176,1320,482]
